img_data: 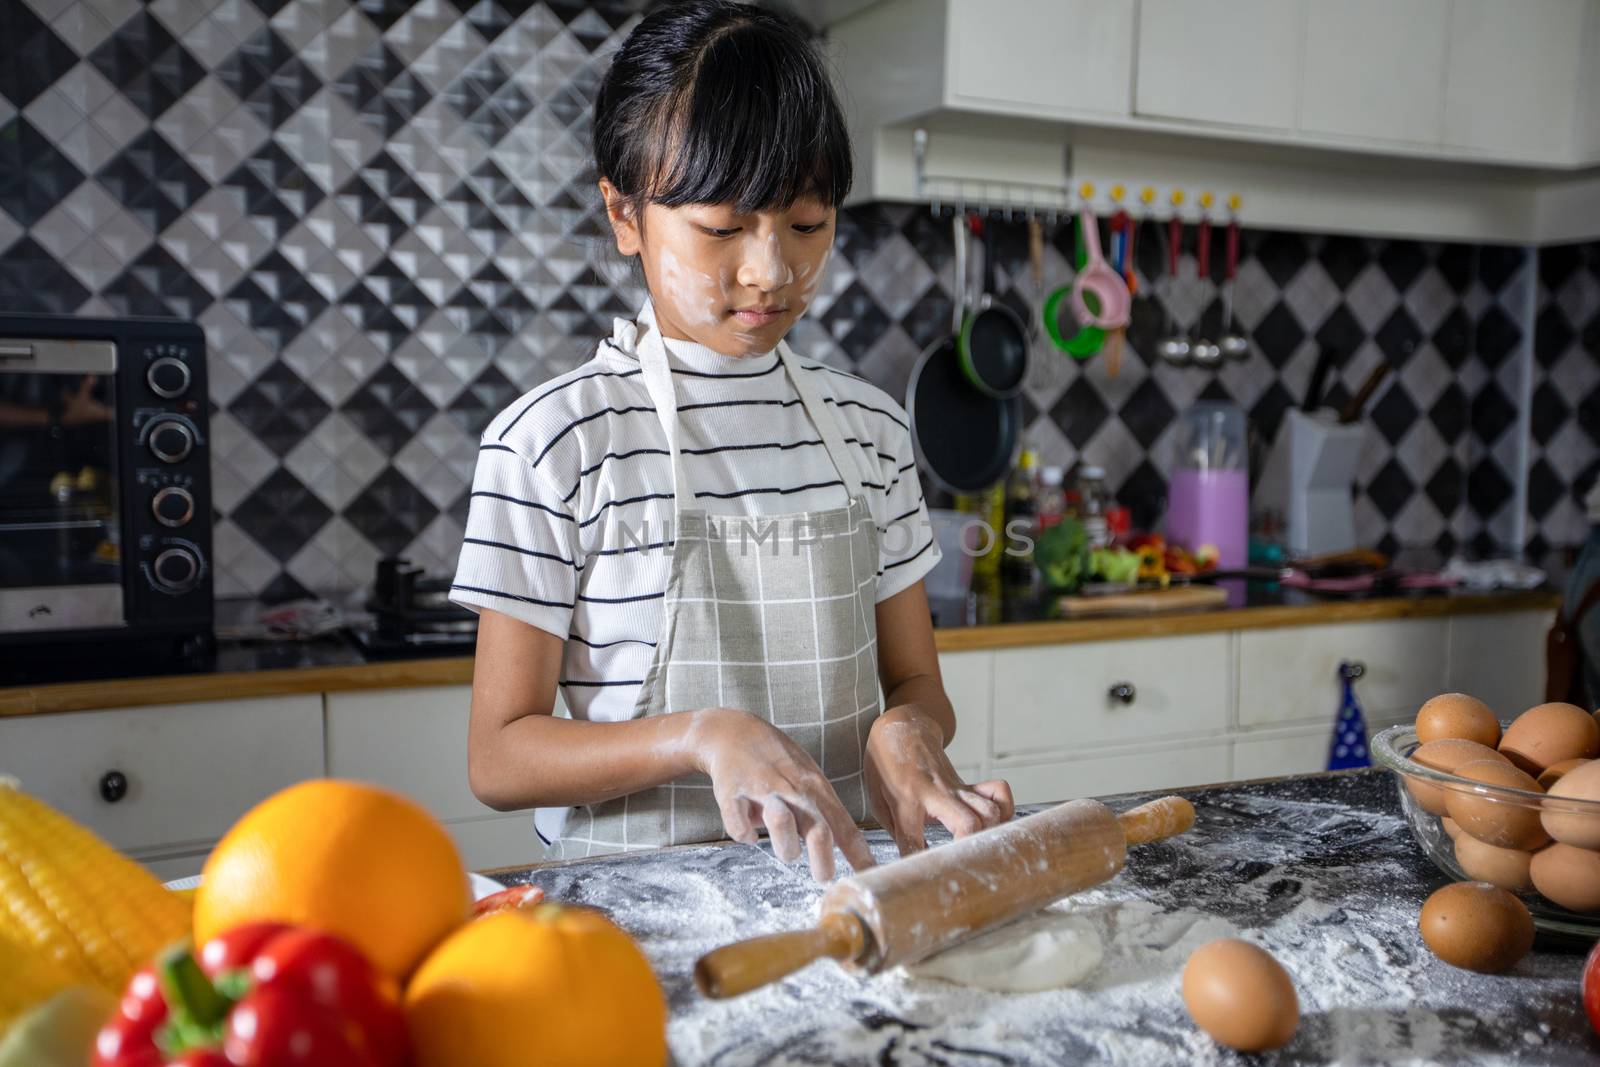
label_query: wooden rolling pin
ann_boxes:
[694,795,1194,998]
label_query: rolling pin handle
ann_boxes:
[694,911,868,1000]
[1116,796,1196,846]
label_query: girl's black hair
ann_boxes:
[592,0,853,217]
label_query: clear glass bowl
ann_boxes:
[1371,723,1600,938]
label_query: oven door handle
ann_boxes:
[0,343,36,362]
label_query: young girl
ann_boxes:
[452,0,1012,881]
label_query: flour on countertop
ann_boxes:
[508,777,1596,1066]
[902,912,1104,992]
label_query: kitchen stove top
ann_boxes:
[344,558,477,659]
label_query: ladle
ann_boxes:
[1219,216,1250,359]
[1155,216,1191,366]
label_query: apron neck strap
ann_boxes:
[622,303,867,512]
[624,308,697,509]
[774,341,865,500]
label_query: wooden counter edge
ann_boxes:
[1,589,1560,717]
[0,656,476,718]
[930,587,1562,651]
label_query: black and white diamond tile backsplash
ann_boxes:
[0,0,1595,600]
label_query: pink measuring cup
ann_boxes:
[1071,208,1132,329]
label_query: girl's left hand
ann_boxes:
[863,706,1015,855]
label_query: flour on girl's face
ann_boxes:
[636,200,836,355]
[656,246,725,329]
[760,232,796,288]
[657,233,801,321]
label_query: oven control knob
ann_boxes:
[146,357,191,399]
[147,418,194,464]
[152,547,200,594]
[151,486,195,528]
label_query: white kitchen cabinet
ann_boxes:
[449,815,547,873]
[137,851,212,881]
[1584,11,1600,159]
[1443,0,1589,162]
[946,0,1132,119]
[1299,0,1449,146]
[325,686,490,823]
[836,0,1600,243]
[990,634,1231,758]
[1233,727,1329,781]
[997,741,1232,806]
[1233,704,1416,781]
[0,697,323,853]
[1134,0,1303,131]
[938,649,991,770]
[1446,609,1554,717]
[325,685,546,869]
[1238,619,1448,728]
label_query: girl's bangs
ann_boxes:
[645,29,851,214]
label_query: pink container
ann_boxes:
[1166,468,1248,570]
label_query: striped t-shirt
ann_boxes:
[450,326,941,726]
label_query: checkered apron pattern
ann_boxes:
[552,306,882,857]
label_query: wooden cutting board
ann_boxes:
[1055,585,1229,617]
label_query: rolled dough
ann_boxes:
[903,914,1103,993]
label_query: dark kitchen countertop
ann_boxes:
[490,770,1598,1066]
[0,585,1560,716]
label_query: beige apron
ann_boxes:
[552,306,881,857]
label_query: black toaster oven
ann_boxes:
[0,315,213,667]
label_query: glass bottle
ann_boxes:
[1037,466,1066,531]
[1002,451,1040,622]
[1077,465,1112,549]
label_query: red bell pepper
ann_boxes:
[1127,532,1165,553]
[93,922,409,1067]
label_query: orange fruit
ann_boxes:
[194,779,470,979]
[405,904,667,1067]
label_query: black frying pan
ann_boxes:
[957,213,1029,398]
[907,333,1021,494]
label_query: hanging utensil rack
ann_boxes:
[912,127,1246,226]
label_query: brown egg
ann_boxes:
[1416,693,1501,748]
[1181,939,1298,1052]
[1536,758,1591,790]
[1444,760,1549,850]
[1418,882,1534,973]
[1499,702,1600,775]
[1452,835,1534,892]
[1540,759,1600,849]
[1529,844,1600,914]
[1405,740,1510,816]
[1440,817,1462,840]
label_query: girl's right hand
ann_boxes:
[686,707,876,881]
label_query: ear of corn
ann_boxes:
[0,780,191,994]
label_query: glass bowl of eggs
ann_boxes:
[1371,694,1600,939]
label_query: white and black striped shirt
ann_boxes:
[451,330,940,725]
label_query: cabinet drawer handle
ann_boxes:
[1108,682,1137,705]
[1339,661,1367,681]
[99,770,128,804]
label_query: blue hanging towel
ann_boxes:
[1328,663,1372,771]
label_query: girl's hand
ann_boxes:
[864,706,1015,855]
[688,707,876,881]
